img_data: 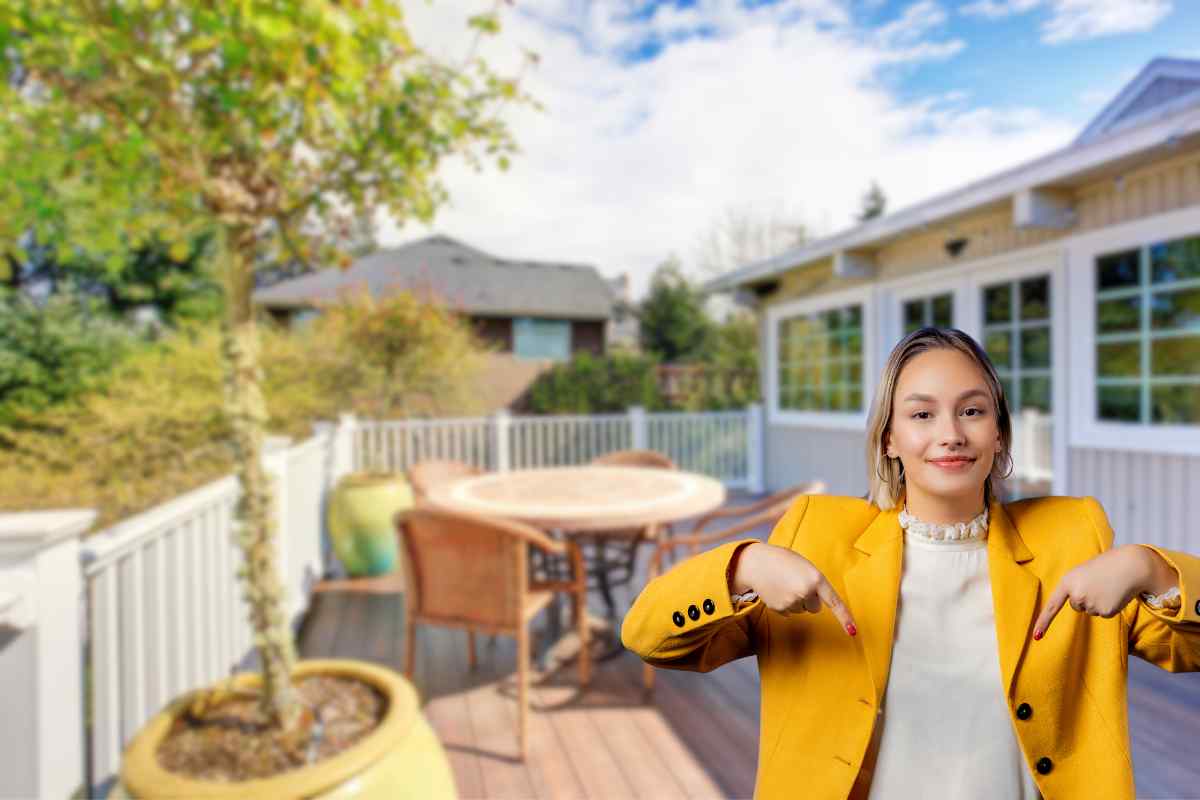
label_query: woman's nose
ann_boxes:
[937,414,966,445]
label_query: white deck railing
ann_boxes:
[1010,408,1054,483]
[350,405,764,491]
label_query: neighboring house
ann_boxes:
[252,234,615,360]
[706,57,1200,547]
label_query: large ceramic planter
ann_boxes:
[118,659,456,799]
[327,471,413,577]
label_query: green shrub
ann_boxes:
[0,284,141,425]
[527,351,665,414]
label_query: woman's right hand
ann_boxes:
[733,543,858,636]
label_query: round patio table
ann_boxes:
[423,465,727,664]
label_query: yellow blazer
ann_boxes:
[621,494,1200,800]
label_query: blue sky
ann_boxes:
[394,1,1199,300]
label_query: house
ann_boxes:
[252,234,616,360]
[705,57,1200,545]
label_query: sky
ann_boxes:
[383,0,1200,300]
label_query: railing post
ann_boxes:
[746,403,765,494]
[494,409,512,472]
[0,510,94,800]
[334,413,358,479]
[629,405,647,451]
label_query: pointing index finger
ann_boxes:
[816,578,857,636]
[1033,583,1068,640]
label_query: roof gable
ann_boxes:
[1075,58,1200,146]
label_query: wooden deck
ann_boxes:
[299,494,1200,799]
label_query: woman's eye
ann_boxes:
[913,411,930,420]
[964,407,985,417]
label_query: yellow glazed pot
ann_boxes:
[118,659,456,799]
[327,471,414,577]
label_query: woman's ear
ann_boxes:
[884,431,895,459]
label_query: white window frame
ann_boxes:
[965,254,1069,496]
[883,273,974,343]
[765,285,876,429]
[1068,207,1200,456]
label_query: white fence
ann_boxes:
[350,404,764,491]
[0,405,764,798]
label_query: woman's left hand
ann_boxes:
[1032,545,1160,640]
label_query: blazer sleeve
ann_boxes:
[1081,496,1200,672]
[620,494,811,672]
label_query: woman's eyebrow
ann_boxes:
[902,388,990,403]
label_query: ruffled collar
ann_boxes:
[898,504,989,544]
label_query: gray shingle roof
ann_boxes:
[252,235,614,320]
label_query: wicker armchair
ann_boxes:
[407,459,483,503]
[639,480,827,692]
[395,507,590,760]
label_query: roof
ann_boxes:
[253,235,615,320]
[706,57,1200,294]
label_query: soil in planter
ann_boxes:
[156,675,387,782]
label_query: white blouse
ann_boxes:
[867,505,1043,799]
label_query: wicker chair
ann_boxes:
[407,459,483,503]
[639,480,827,692]
[395,506,590,760]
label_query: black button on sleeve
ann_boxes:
[1194,599,1200,615]
[1036,757,1053,775]
[672,611,685,627]
[687,604,700,621]
[1016,703,1032,721]
[702,598,715,615]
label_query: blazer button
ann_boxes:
[672,611,685,627]
[1036,757,1053,775]
[1194,599,1200,615]
[703,598,716,615]
[688,604,701,621]
[1016,703,1032,721]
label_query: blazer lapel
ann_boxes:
[986,498,1039,699]
[843,506,903,706]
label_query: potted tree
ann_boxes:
[0,1,530,795]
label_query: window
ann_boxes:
[513,317,571,360]
[777,304,864,412]
[902,292,954,335]
[982,275,1052,413]
[1094,234,1200,425]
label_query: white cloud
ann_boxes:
[384,1,1077,300]
[1042,0,1172,43]
[960,0,1040,20]
[961,0,1172,44]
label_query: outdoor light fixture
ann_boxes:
[944,237,969,257]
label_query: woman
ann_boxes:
[621,327,1198,800]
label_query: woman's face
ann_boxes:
[884,347,1002,506]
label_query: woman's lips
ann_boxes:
[929,458,975,471]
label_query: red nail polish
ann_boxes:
[1033,629,1042,640]
[847,624,857,637]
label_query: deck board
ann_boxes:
[300,492,1200,799]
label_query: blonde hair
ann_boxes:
[865,327,1013,510]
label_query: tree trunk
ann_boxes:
[217,225,300,729]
